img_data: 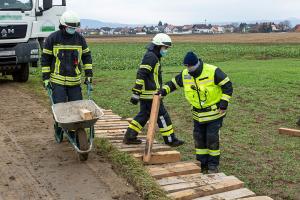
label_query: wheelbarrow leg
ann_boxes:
[76,128,89,161]
[54,122,63,143]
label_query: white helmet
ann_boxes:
[59,11,80,28]
[152,33,172,47]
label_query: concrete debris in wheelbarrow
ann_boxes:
[52,100,103,124]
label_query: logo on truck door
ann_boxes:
[1,28,14,38]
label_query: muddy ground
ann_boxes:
[0,81,141,200]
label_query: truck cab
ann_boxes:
[0,0,66,82]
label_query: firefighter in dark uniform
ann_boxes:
[123,33,184,147]
[159,52,233,173]
[41,11,93,103]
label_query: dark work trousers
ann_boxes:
[52,83,83,104]
[125,100,174,140]
[51,83,83,135]
[193,118,223,168]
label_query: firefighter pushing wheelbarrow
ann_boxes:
[41,11,103,161]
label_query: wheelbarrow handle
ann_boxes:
[87,82,93,100]
[46,85,54,105]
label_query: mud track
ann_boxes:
[0,81,140,200]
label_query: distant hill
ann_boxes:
[81,19,153,28]
[80,19,129,28]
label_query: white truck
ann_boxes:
[0,0,66,82]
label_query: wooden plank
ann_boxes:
[147,161,199,172]
[278,128,300,137]
[144,95,161,163]
[148,163,200,173]
[79,109,93,120]
[115,142,164,149]
[193,188,255,200]
[163,176,238,193]
[157,173,226,186]
[167,177,244,200]
[96,120,129,124]
[134,150,181,164]
[95,123,128,127]
[95,129,126,134]
[95,126,129,130]
[109,139,148,144]
[120,145,171,153]
[148,162,201,179]
[96,134,146,140]
[102,109,112,112]
[238,197,273,200]
[96,133,126,138]
[102,114,122,117]
[97,119,127,122]
[101,116,122,119]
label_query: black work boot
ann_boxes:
[163,133,185,147]
[123,137,142,145]
[208,166,219,174]
[123,129,142,145]
[201,164,208,174]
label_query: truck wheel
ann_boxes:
[76,128,89,161]
[12,63,29,82]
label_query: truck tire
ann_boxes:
[12,63,29,82]
[76,128,89,161]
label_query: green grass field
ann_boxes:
[28,43,300,199]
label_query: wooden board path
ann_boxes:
[95,109,273,200]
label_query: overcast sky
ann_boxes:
[63,0,299,25]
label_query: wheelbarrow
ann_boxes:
[46,82,103,161]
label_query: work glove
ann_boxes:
[156,88,167,97]
[130,93,140,105]
[84,77,92,85]
[43,79,51,89]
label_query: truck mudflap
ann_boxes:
[0,39,39,66]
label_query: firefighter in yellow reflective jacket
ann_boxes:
[159,52,233,174]
[41,11,93,104]
[123,33,184,147]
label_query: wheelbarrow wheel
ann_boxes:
[76,128,89,161]
[54,123,63,143]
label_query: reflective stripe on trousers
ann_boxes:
[125,100,174,139]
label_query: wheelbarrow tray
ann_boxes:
[52,100,104,130]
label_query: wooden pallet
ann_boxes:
[95,109,273,200]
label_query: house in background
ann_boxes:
[100,27,112,35]
[193,24,213,34]
[182,25,193,34]
[172,26,183,34]
[164,25,175,34]
[294,25,300,32]
[222,24,235,33]
[211,26,225,34]
[113,28,123,35]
